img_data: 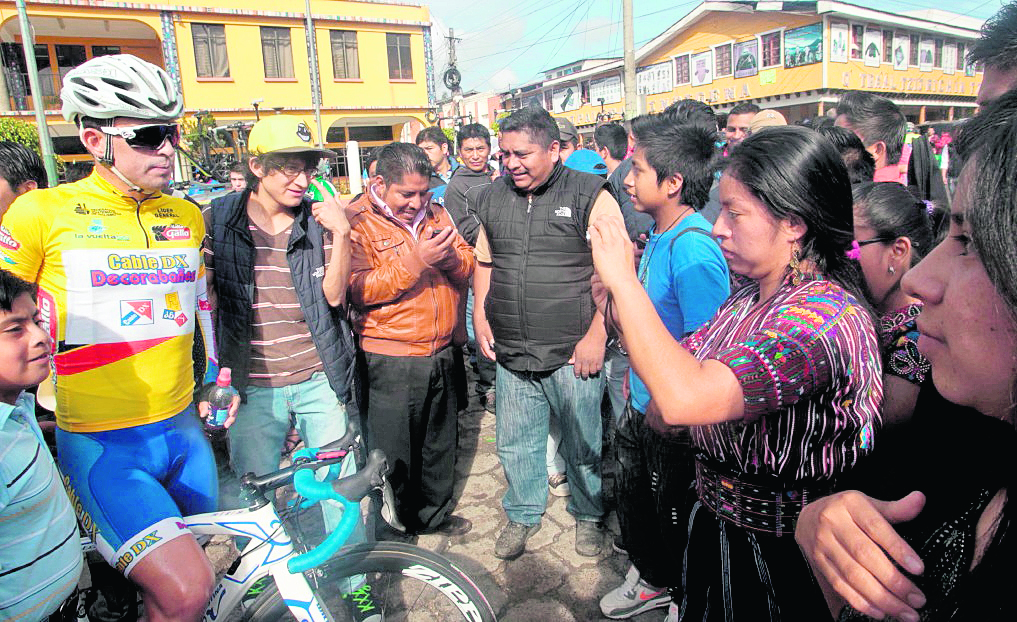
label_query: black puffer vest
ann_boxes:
[474,163,607,373]
[210,190,357,409]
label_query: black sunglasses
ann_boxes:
[101,124,180,150]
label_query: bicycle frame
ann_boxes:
[188,502,334,622]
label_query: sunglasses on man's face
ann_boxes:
[100,124,180,151]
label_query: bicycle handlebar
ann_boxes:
[287,448,388,574]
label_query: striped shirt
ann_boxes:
[682,277,883,482]
[0,392,82,620]
[246,223,328,387]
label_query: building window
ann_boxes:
[909,34,920,66]
[956,42,966,70]
[675,54,690,85]
[851,24,864,60]
[882,30,893,63]
[330,30,359,79]
[261,27,293,79]
[192,23,229,78]
[715,43,732,77]
[55,44,86,83]
[386,33,412,80]
[934,39,944,68]
[761,31,781,68]
[91,45,121,57]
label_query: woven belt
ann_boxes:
[695,458,831,537]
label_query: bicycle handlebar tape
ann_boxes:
[287,449,387,574]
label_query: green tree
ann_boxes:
[489,111,510,134]
[442,126,456,146]
[0,117,63,177]
[0,117,42,154]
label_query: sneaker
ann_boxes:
[483,388,496,414]
[342,584,383,622]
[599,564,671,619]
[664,599,680,622]
[548,472,571,497]
[494,521,541,560]
[575,519,604,557]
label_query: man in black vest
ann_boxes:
[201,116,367,571]
[472,107,623,560]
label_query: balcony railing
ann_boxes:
[3,67,62,112]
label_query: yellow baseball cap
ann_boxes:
[247,115,335,157]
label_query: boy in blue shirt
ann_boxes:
[0,269,82,620]
[599,114,730,620]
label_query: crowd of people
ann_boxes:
[2,2,1017,622]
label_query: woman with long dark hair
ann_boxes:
[851,182,945,426]
[589,126,883,619]
[796,90,1017,622]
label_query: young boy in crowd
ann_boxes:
[598,112,730,620]
[0,269,82,621]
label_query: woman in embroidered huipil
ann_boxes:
[590,126,883,620]
[851,182,941,426]
[795,91,1017,622]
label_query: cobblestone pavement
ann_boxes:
[401,383,671,622]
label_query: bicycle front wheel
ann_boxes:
[240,541,496,622]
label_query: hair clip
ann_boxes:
[923,200,935,215]
[845,240,861,261]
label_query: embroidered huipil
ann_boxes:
[880,303,930,386]
[682,277,883,482]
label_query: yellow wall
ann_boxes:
[174,15,427,113]
[0,0,430,128]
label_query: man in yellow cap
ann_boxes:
[200,116,376,613]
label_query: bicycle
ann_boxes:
[78,421,497,622]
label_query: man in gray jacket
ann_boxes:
[444,123,498,412]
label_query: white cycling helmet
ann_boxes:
[61,54,183,124]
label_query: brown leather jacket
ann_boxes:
[346,191,474,356]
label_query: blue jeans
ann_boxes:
[603,343,629,426]
[229,371,364,545]
[496,362,605,524]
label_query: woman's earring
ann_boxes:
[790,244,802,286]
[888,265,896,275]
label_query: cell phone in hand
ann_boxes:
[430,227,444,238]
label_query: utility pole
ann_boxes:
[443,29,463,129]
[15,0,58,184]
[622,0,637,121]
[304,0,324,148]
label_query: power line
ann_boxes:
[459,1,696,63]
[459,0,573,42]
[470,0,588,92]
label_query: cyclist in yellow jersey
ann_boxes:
[0,54,235,622]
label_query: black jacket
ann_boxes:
[207,190,358,410]
[474,163,607,373]
[444,165,493,246]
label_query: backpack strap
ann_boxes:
[668,225,714,253]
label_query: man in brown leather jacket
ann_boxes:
[346,142,475,537]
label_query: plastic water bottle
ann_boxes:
[206,367,237,429]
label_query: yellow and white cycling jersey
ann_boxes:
[1,172,212,432]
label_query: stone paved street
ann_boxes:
[403,381,671,622]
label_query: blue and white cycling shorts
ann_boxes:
[56,407,218,576]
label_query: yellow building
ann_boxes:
[0,0,436,178]
[503,1,984,138]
